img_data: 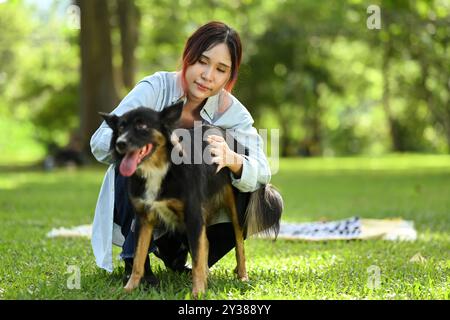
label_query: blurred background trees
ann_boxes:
[0,0,448,164]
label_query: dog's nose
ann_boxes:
[116,141,127,152]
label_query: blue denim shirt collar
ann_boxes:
[173,72,220,124]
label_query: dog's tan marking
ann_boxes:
[124,215,157,292]
[125,199,185,293]
[223,184,248,281]
[192,225,209,299]
[141,130,168,169]
[151,199,185,231]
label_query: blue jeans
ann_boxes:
[113,167,250,268]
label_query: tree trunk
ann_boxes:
[275,108,293,157]
[78,0,118,156]
[445,124,450,153]
[309,106,323,156]
[301,96,322,157]
[381,38,403,152]
[117,0,140,89]
[419,61,450,153]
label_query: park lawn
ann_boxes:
[0,155,449,300]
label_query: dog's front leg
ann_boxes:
[124,215,155,292]
[224,185,248,281]
[185,209,209,299]
[191,225,209,299]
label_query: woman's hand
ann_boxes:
[207,135,243,177]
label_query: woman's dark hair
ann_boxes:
[180,21,242,93]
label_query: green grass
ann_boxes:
[0,117,46,166]
[0,155,449,300]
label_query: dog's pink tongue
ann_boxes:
[119,150,140,177]
[119,144,153,177]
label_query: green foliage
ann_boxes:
[362,0,450,153]
[0,0,448,163]
[0,1,32,116]
[133,0,276,79]
[238,0,449,155]
[0,117,45,165]
[237,0,349,156]
[32,83,80,149]
[0,0,80,151]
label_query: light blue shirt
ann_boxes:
[90,71,271,272]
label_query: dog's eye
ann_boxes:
[118,124,125,133]
[136,123,148,131]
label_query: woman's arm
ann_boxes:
[90,77,160,164]
[208,113,271,192]
[229,119,272,192]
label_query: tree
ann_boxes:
[78,0,119,155]
[364,0,449,153]
[238,0,346,156]
[117,0,140,90]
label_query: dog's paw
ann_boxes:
[192,278,207,299]
[233,266,248,281]
[238,274,249,282]
[192,288,205,300]
[124,275,141,293]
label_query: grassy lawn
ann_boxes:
[0,155,449,300]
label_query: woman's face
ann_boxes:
[184,42,232,103]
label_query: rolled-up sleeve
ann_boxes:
[90,125,114,164]
[90,77,161,164]
[229,117,271,192]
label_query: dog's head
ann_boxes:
[100,100,183,177]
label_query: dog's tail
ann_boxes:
[244,184,283,239]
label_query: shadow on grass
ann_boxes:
[0,162,105,173]
[0,163,44,173]
[25,261,256,300]
[7,236,447,300]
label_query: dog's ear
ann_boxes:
[160,99,184,127]
[99,112,119,130]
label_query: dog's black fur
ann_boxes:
[101,100,283,297]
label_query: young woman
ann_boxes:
[90,21,271,286]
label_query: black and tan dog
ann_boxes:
[101,100,283,297]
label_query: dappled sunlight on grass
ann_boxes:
[278,154,450,172]
[270,157,450,232]
[0,167,106,195]
[0,178,23,190]
[0,117,46,167]
[417,230,450,242]
[0,156,448,299]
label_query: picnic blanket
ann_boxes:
[264,216,417,241]
[46,216,417,242]
[46,224,92,238]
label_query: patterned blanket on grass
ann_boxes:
[266,217,417,241]
[47,217,417,242]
